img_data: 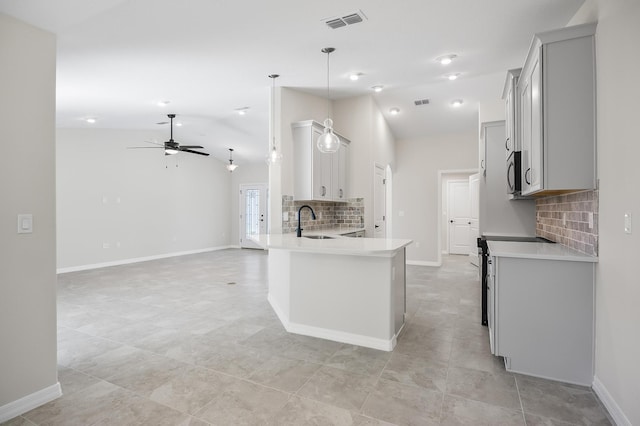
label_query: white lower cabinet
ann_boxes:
[488,254,594,385]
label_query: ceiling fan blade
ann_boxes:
[144,140,164,146]
[180,148,209,156]
[127,146,163,149]
[179,145,204,149]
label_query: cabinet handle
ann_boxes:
[321,186,326,196]
[505,138,510,150]
[525,168,531,185]
[507,162,514,190]
[468,221,471,225]
[339,189,343,198]
[481,159,485,169]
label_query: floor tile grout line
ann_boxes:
[514,373,528,425]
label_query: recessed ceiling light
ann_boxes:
[436,54,457,65]
[451,99,464,107]
[235,107,250,115]
[85,118,96,124]
[372,85,384,92]
[446,73,460,81]
[157,100,170,107]
[175,122,183,127]
[389,107,400,115]
[349,73,361,81]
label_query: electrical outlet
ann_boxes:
[562,212,567,227]
[624,212,632,234]
[102,242,110,249]
[588,212,593,229]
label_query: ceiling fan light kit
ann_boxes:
[317,47,341,154]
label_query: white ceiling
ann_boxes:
[0,0,584,163]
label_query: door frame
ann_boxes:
[437,169,478,265]
[373,163,387,238]
[446,179,471,255]
[239,183,268,249]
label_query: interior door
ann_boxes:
[468,173,480,265]
[448,180,471,255]
[240,183,268,249]
[374,164,386,238]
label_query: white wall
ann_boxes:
[56,128,231,270]
[334,95,396,236]
[268,87,327,234]
[230,163,268,246]
[394,131,477,264]
[0,13,59,415]
[568,2,640,425]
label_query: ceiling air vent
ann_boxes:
[323,10,367,29]
[414,99,430,106]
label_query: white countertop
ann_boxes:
[487,241,598,263]
[251,233,412,256]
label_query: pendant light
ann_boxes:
[226,148,238,172]
[317,47,341,154]
[266,74,283,164]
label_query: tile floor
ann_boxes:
[3,249,612,425]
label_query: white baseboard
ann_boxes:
[592,375,631,426]
[406,259,442,267]
[56,245,234,274]
[0,382,62,423]
[268,294,396,352]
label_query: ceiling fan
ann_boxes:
[129,114,209,156]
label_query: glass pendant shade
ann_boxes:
[267,145,283,164]
[226,148,238,172]
[165,148,179,155]
[317,118,340,153]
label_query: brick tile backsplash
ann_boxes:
[282,195,364,234]
[536,190,598,256]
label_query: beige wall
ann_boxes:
[568,2,640,424]
[56,128,232,270]
[394,131,478,263]
[0,13,59,412]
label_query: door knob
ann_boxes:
[375,225,380,229]
[450,220,454,223]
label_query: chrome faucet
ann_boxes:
[296,205,316,237]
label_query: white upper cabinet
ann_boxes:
[292,120,350,202]
[518,23,597,196]
[502,69,521,159]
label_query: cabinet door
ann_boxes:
[487,256,496,355]
[505,87,513,159]
[520,73,533,195]
[529,56,542,192]
[312,128,332,200]
[332,141,349,201]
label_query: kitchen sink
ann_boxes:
[304,235,335,240]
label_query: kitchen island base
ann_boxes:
[268,247,406,351]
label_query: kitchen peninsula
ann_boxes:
[252,233,412,351]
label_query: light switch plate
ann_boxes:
[17,214,33,234]
[624,212,632,234]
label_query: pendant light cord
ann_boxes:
[326,50,330,118]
